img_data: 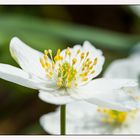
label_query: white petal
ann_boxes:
[40,101,98,135]
[104,56,140,79]
[125,111,140,134]
[10,37,46,78]
[0,63,39,89]
[38,89,75,105]
[40,110,81,134]
[0,63,58,91]
[62,101,97,118]
[40,112,60,134]
[68,78,138,111]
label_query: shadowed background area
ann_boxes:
[0,5,140,134]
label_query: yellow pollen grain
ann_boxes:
[57,78,63,87]
[54,55,59,62]
[44,50,48,55]
[117,113,126,123]
[89,67,93,70]
[49,71,53,76]
[45,62,50,67]
[72,58,77,65]
[86,51,89,57]
[88,60,92,65]
[77,49,80,54]
[48,49,52,54]
[40,58,46,68]
[93,58,98,65]
[91,70,95,74]
[57,49,61,55]
[82,77,88,81]
[44,54,48,60]
[80,72,88,77]
[81,52,85,59]
[65,47,71,56]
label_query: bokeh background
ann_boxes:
[0,5,140,134]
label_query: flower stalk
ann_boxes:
[60,105,66,135]
[138,74,140,88]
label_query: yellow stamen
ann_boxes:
[40,58,46,68]
[40,46,98,88]
[86,51,89,58]
[44,50,48,55]
[57,49,61,55]
[97,107,137,125]
[93,58,98,65]
[72,58,77,65]
[65,47,71,56]
[91,70,95,74]
[82,77,88,81]
[57,78,63,87]
[81,52,85,60]
[44,54,48,60]
[77,49,80,54]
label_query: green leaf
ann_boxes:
[0,14,139,53]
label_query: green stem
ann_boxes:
[138,74,140,88]
[60,105,66,135]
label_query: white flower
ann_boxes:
[104,53,140,100]
[0,37,138,111]
[40,101,140,134]
[104,53,140,80]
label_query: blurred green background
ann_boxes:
[0,5,140,134]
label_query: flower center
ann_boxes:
[97,108,137,125]
[57,62,77,88]
[40,47,98,88]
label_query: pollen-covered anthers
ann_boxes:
[40,47,98,88]
[76,49,97,82]
[57,62,77,88]
[56,47,77,88]
[65,47,71,56]
[97,108,137,125]
[40,48,77,88]
[40,49,56,79]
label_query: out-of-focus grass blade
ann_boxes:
[0,14,140,52]
[0,16,65,64]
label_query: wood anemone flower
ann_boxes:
[0,37,138,111]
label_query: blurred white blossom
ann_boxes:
[104,53,140,80]
[40,101,140,134]
[104,52,140,100]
